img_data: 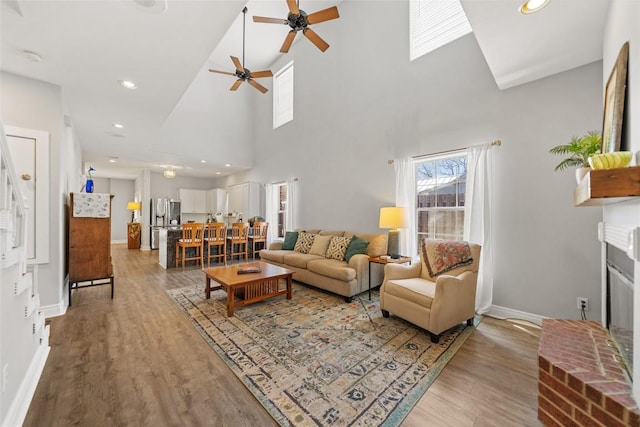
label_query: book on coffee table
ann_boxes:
[237,266,262,274]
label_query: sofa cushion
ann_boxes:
[326,236,352,260]
[309,234,332,256]
[282,231,299,250]
[344,235,369,262]
[294,232,315,254]
[344,232,387,257]
[283,252,324,269]
[384,278,435,308]
[307,259,356,282]
[319,230,345,237]
[259,249,291,264]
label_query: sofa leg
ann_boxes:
[345,296,353,303]
[381,309,389,318]
[430,333,440,343]
[466,318,474,326]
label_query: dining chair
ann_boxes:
[227,222,249,262]
[248,222,269,258]
[175,223,204,268]
[204,222,227,267]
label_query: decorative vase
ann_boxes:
[85,179,94,193]
[575,167,590,185]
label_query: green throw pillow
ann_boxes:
[282,231,299,250]
[344,235,370,262]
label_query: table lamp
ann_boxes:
[127,201,142,222]
[379,206,407,259]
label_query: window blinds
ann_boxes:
[410,0,472,61]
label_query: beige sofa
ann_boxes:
[259,230,387,302]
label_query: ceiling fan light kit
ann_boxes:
[209,7,273,94]
[253,0,340,53]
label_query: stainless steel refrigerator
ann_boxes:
[149,197,181,249]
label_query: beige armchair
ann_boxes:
[380,240,481,343]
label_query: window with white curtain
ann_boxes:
[410,0,472,61]
[273,60,294,129]
[415,151,467,248]
[276,182,287,238]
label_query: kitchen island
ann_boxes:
[158,227,182,269]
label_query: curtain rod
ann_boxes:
[387,140,502,165]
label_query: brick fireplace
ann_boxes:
[538,319,640,426]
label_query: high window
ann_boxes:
[410,0,472,61]
[415,151,467,245]
[273,60,294,129]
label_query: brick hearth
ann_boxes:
[538,319,640,426]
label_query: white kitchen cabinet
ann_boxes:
[178,188,207,213]
[227,182,263,219]
[207,188,227,214]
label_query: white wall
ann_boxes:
[223,0,603,320]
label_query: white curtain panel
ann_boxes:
[464,144,494,314]
[285,178,298,232]
[394,158,417,258]
[264,183,276,246]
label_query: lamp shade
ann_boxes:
[379,207,407,230]
[127,201,142,211]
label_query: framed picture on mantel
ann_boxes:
[601,41,629,153]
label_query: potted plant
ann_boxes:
[549,131,602,183]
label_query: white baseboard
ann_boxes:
[2,341,50,427]
[484,304,546,326]
[111,239,126,244]
[40,301,67,319]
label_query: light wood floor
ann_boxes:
[24,244,543,426]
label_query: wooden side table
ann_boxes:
[127,222,141,249]
[368,255,412,300]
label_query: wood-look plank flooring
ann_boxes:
[24,244,543,426]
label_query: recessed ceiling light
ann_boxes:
[113,123,124,129]
[133,0,168,14]
[108,158,117,163]
[225,164,231,167]
[201,160,206,163]
[216,172,221,175]
[519,0,550,14]
[22,50,42,63]
[118,79,138,89]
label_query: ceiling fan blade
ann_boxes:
[230,79,243,91]
[286,0,299,15]
[253,15,288,24]
[209,69,236,76]
[280,30,297,53]
[248,79,268,94]
[307,6,340,25]
[303,28,329,52]
[230,56,243,73]
[250,70,273,78]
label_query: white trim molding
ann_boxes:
[485,304,547,326]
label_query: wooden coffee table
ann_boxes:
[203,262,294,317]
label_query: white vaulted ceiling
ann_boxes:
[0,0,610,178]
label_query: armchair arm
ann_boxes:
[383,262,422,280]
[429,270,478,334]
[349,254,370,291]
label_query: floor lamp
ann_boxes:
[379,207,407,259]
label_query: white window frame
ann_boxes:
[276,182,287,239]
[273,60,294,129]
[410,0,472,61]
[414,150,467,251]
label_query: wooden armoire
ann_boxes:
[68,192,114,305]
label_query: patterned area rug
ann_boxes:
[168,282,478,426]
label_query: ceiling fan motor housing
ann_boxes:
[288,10,308,30]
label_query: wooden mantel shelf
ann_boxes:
[575,165,640,206]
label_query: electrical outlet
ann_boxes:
[577,297,590,311]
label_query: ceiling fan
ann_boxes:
[209,7,273,94]
[253,0,340,53]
